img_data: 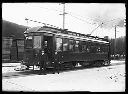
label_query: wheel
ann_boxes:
[26,66,29,70]
[72,62,77,67]
[102,60,110,66]
[79,62,85,67]
[80,62,91,67]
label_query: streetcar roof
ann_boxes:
[25,26,42,33]
[25,26,109,44]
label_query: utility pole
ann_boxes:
[63,3,65,30]
[114,25,117,59]
[25,18,29,30]
[59,3,67,30]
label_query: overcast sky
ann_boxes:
[2,3,126,38]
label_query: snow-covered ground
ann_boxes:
[2,60,125,92]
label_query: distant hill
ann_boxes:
[2,20,29,39]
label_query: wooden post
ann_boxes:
[16,40,19,61]
[114,25,116,59]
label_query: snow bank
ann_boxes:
[2,60,125,92]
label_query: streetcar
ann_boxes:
[22,26,111,71]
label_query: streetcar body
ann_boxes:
[22,26,111,69]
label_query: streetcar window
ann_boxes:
[89,42,96,53]
[100,44,105,53]
[75,40,79,52]
[90,46,97,53]
[86,41,91,52]
[63,38,69,51]
[17,40,24,46]
[104,46,108,53]
[25,37,32,48]
[81,41,87,52]
[33,36,41,49]
[69,39,74,51]
[100,44,108,53]
[56,37,62,52]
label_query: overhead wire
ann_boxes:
[27,3,99,26]
[25,4,125,36]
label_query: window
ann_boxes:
[86,41,92,53]
[69,39,74,51]
[26,38,32,48]
[99,44,108,53]
[90,45,97,53]
[56,37,62,52]
[63,38,68,51]
[75,40,79,52]
[17,40,24,46]
[81,41,87,52]
[33,36,41,49]
[100,44,104,53]
[103,46,108,53]
[90,43,100,53]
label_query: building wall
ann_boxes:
[2,37,13,62]
[2,37,24,63]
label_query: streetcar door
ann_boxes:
[43,35,55,63]
[33,35,42,64]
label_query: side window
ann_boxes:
[75,40,79,52]
[33,36,41,49]
[90,42,96,53]
[91,46,97,53]
[86,42,91,52]
[25,36,33,48]
[95,43,101,53]
[56,37,62,52]
[104,46,108,53]
[81,41,87,52]
[99,44,108,53]
[69,39,74,51]
[63,38,69,51]
[100,44,105,53]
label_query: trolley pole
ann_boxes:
[16,40,19,61]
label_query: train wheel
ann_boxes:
[26,66,29,70]
[39,65,43,75]
[80,62,91,67]
[102,60,110,66]
[72,62,77,67]
[79,62,85,67]
[61,63,65,71]
[71,62,75,69]
[98,61,103,67]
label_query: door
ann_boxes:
[43,35,55,63]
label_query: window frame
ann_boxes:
[56,37,63,52]
[25,36,33,49]
[74,40,80,52]
[68,39,75,52]
[33,35,42,49]
[62,38,69,52]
